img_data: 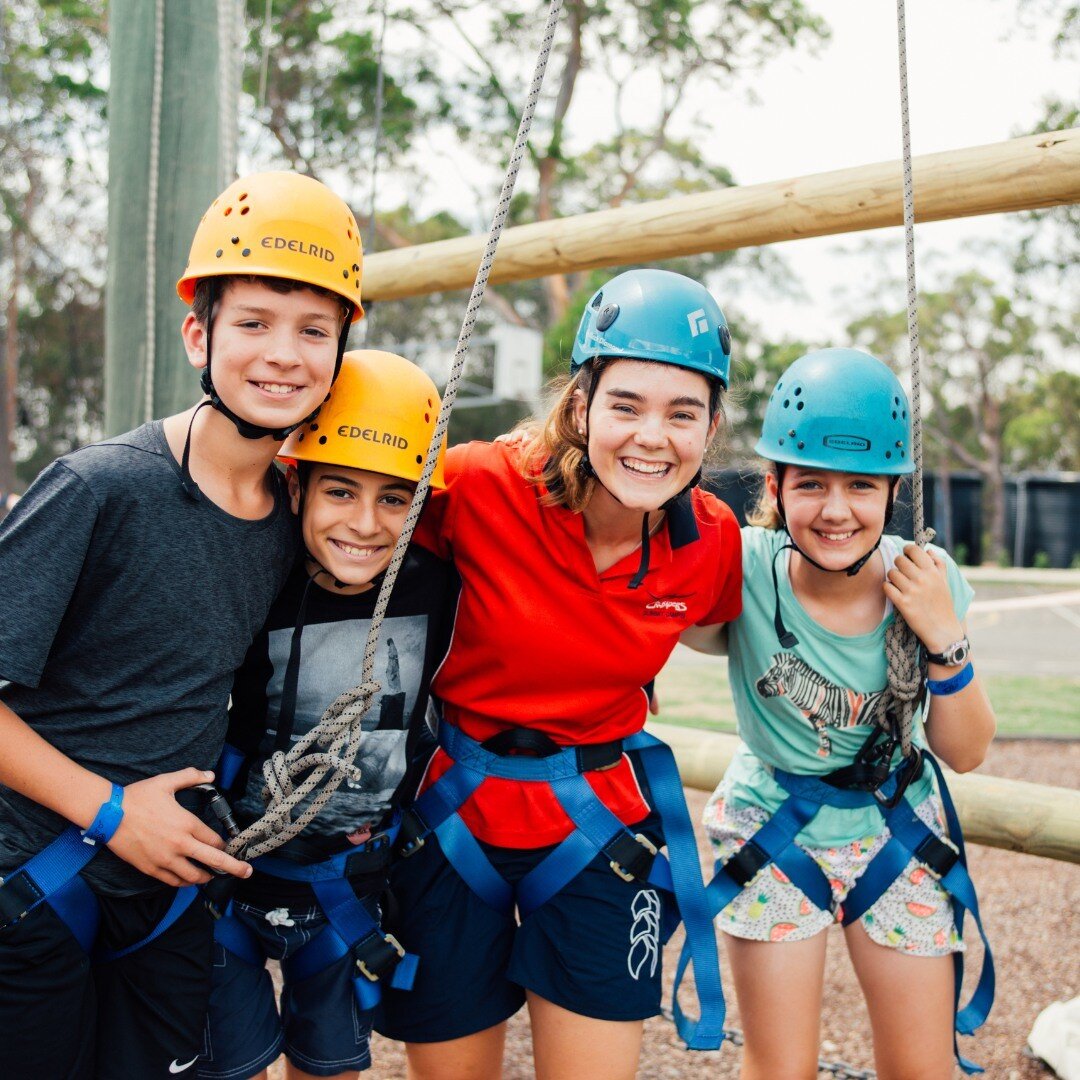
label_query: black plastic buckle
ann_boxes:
[0,870,42,927]
[201,874,240,921]
[354,931,406,982]
[914,832,960,881]
[575,740,624,773]
[396,810,427,859]
[344,833,394,877]
[874,747,924,809]
[722,839,771,888]
[606,832,658,883]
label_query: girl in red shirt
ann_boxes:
[378,270,742,1080]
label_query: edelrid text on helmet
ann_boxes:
[756,348,914,476]
[279,351,447,488]
[177,172,364,320]
[570,269,731,387]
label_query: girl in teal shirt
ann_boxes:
[686,349,996,1079]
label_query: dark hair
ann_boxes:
[191,274,351,326]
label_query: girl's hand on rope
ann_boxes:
[108,769,253,887]
[883,543,964,654]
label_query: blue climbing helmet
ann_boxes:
[570,269,731,387]
[756,348,914,475]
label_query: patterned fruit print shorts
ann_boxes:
[703,782,963,956]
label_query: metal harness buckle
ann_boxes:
[356,932,406,982]
[608,833,658,883]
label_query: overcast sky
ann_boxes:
[404,0,1076,344]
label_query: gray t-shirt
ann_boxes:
[0,421,297,895]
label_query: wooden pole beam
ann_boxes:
[649,722,1080,865]
[362,128,1080,301]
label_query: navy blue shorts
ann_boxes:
[198,885,380,1079]
[377,811,667,1044]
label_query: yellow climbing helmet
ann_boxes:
[176,171,365,320]
[280,351,446,488]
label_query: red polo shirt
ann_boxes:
[415,441,742,847]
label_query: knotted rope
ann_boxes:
[879,0,933,757]
[228,0,565,860]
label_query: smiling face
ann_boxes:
[290,464,416,593]
[574,359,719,514]
[182,279,342,431]
[769,466,896,571]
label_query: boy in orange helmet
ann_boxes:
[0,172,362,1079]
[199,352,457,1080]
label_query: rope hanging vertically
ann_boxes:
[229,0,565,860]
[142,0,165,423]
[881,0,934,757]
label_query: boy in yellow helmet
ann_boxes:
[198,352,457,1080]
[0,172,362,1078]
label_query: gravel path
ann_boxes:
[270,741,1078,1079]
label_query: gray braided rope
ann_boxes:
[229,0,565,860]
[142,0,165,423]
[881,0,933,757]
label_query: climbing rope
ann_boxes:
[141,0,165,424]
[879,0,934,757]
[361,0,389,344]
[228,0,565,861]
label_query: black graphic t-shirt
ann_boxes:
[226,547,457,862]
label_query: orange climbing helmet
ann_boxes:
[280,351,446,488]
[177,171,364,319]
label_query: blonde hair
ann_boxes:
[747,461,782,529]
[514,358,726,512]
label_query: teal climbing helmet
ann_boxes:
[570,269,731,387]
[756,348,914,475]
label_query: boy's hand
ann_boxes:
[883,544,965,654]
[107,768,253,887]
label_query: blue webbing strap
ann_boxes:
[96,885,200,963]
[287,878,418,1011]
[45,875,100,953]
[626,732,726,1051]
[213,903,264,966]
[215,743,247,791]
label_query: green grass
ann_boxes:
[652,660,1080,739]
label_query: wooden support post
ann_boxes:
[648,722,1080,865]
[362,128,1080,301]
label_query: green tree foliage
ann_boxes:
[1003,369,1080,471]
[0,0,108,487]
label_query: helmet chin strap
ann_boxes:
[181,280,352,501]
[769,464,896,647]
[578,366,702,590]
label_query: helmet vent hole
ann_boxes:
[224,206,232,216]
[215,249,223,257]
[892,410,897,419]
[231,236,239,244]
[591,292,603,310]
[796,401,804,411]
[238,192,248,201]
[782,399,790,408]
[240,206,250,215]
[788,429,796,438]
[793,387,801,396]
[311,424,319,431]
[777,382,783,390]
[318,436,328,445]
[886,451,892,459]
[343,269,349,278]
[415,454,423,465]
[778,438,785,445]
[241,248,251,257]
[900,450,906,458]
[894,396,900,405]
[797,441,805,450]
[902,410,907,419]
[298,434,304,442]
[347,229,353,239]
[424,413,430,422]
[427,398,433,407]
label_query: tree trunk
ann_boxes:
[0,184,33,494]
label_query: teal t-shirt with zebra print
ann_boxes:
[723,525,974,848]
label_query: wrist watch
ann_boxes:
[925,637,971,667]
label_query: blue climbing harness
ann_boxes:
[397,722,727,1050]
[211,820,418,1012]
[0,786,198,960]
[705,749,994,1075]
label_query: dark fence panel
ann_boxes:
[1005,474,1080,569]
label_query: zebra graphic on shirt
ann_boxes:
[756,652,888,757]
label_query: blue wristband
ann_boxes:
[926,662,974,697]
[82,783,125,846]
